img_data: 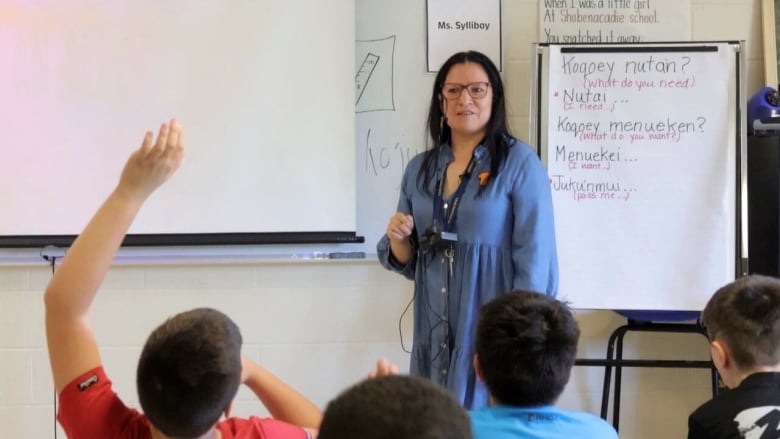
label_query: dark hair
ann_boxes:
[475,291,579,406]
[318,375,472,439]
[702,274,780,368]
[418,50,513,195]
[137,308,243,438]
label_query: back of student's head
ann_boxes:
[318,375,472,439]
[137,307,242,438]
[702,274,780,369]
[475,291,579,406]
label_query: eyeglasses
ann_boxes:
[441,82,490,100]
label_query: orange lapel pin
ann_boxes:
[478,171,490,186]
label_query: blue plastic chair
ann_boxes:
[575,310,719,431]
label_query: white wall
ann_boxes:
[0,262,415,438]
[0,0,766,437]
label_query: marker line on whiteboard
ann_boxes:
[355,53,380,105]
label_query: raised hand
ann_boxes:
[45,118,185,394]
[118,119,185,202]
[368,358,400,379]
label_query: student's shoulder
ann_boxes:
[567,411,618,438]
[468,406,498,422]
[470,406,616,438]
[219,416,309,439]
[689,395,718,420]
[58,366,149,438]
[59,366,117,411]
[690,387,753,419]
[688,390,750,433]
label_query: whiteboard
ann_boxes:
[532,43,746,311]
[355,0,434,255]
[0,1,356,246]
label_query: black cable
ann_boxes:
[40,247,59,439]
[398,293,414,354]
[399,247,452,370]
[49,256,58,439]
[424,246,457,373]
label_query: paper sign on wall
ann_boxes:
[539,0,690,43]
[426,0,502,72]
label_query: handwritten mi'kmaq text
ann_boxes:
[551,174,635,201]
[557,115,707,142]
[554,144,637,171]
[561,54,693,81]
[559,88,629,112]
[363,129,421,190]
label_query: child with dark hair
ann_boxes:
[688,274,780,438]
[469,291,617,438]
[319,375,472,439]
[368,292,616,438]
[45,120,321,439]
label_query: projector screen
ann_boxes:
[0,1,357,246]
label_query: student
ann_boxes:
[318,375,472,439]
[469,291,617,438]
[369,292,616,438]
[44,120,322,439]
[688,274,780,439]
[378,49,558,409]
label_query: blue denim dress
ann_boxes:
[377,138,559,409]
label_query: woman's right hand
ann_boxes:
[386,212,414,264]
[386,212,414,243]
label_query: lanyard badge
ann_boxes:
[421,153,478,252]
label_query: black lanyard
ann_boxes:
[432,153,478,233]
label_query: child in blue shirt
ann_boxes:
[469,291,617,439]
